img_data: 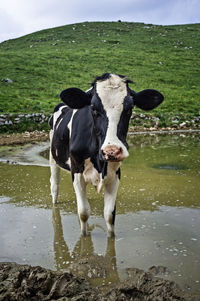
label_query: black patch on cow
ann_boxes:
[102,162,108,179]
[116,168,121,180]
[117,96,133,150]
[49,115,53,130]
[112,205,116,225]
[92,73,133,86]
[53,103,66,113]
[51,107,73,171]
[49,103,67,130]
[92,73,111,85]
[54,107,72,140]
[71,156,85,176]
[91,94,108,145]
[70,106,96,161]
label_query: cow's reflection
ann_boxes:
[52,206,120,285]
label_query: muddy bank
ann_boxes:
[0,131,49,146]
[1,128,200,146]
[0,262,199,301]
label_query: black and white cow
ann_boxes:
[49,73,164,236]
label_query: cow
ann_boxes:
[49,73,164,237]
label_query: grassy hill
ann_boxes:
[0,21,200,122]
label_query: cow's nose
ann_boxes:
[102,145,123,162]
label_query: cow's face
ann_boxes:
[90,74,133,162]
[60,73,164,162]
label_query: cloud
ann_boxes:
[0,0,200,42]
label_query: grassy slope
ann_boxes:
[0,21,200,118]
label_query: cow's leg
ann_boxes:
[104,175,119,237]
[50,151,60,204]
[73,173,90,236]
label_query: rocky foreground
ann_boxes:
[0,262,199,301]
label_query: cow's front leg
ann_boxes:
[73,173,90,236]
[104,174,120,237]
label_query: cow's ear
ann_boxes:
[131,89,164,111]
[60,88,91,109]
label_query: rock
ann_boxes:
[180,122,186,127]
[1,78,13,83]
[149,127,156,131]
[0,118,5,125]
[172,119,179,124]
[5,120,13,125]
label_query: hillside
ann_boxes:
[0,21,200,121]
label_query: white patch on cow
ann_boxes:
[73,173,90,235]
[83,159,103,192]
[55,118,63,130]
[53,105,67,128]
[105,162,121,183]
[49,149,60,204]
[49,129,54,143]
[67,109,77,138]
[104,171,119,235]
[96,74,129,158]
[65,157,71,168]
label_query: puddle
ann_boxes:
[0,133,199,293]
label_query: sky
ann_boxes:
[0,0,200,43]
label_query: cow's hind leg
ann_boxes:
[104,175,120,237]
[50,151,60,204]
[73,173,90,236]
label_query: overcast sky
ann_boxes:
[0,0,200,42]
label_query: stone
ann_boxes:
[180,122,186,127]
[1,78,13,83]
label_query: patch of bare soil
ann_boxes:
[0,131,49,146]
[1,128,199,146]
[0,262,199,301]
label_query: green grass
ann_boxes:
[0,21,200,119]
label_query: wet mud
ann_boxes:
[1,262,199,301]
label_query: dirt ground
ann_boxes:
[0,130,49,146]
[0,127,199,146]
[1,262,199,301]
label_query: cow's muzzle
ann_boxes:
[102,145,124,162]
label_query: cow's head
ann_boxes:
[60,73,164,162]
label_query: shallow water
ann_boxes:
[0,133,200,292]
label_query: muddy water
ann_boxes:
[0,133,199,293]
